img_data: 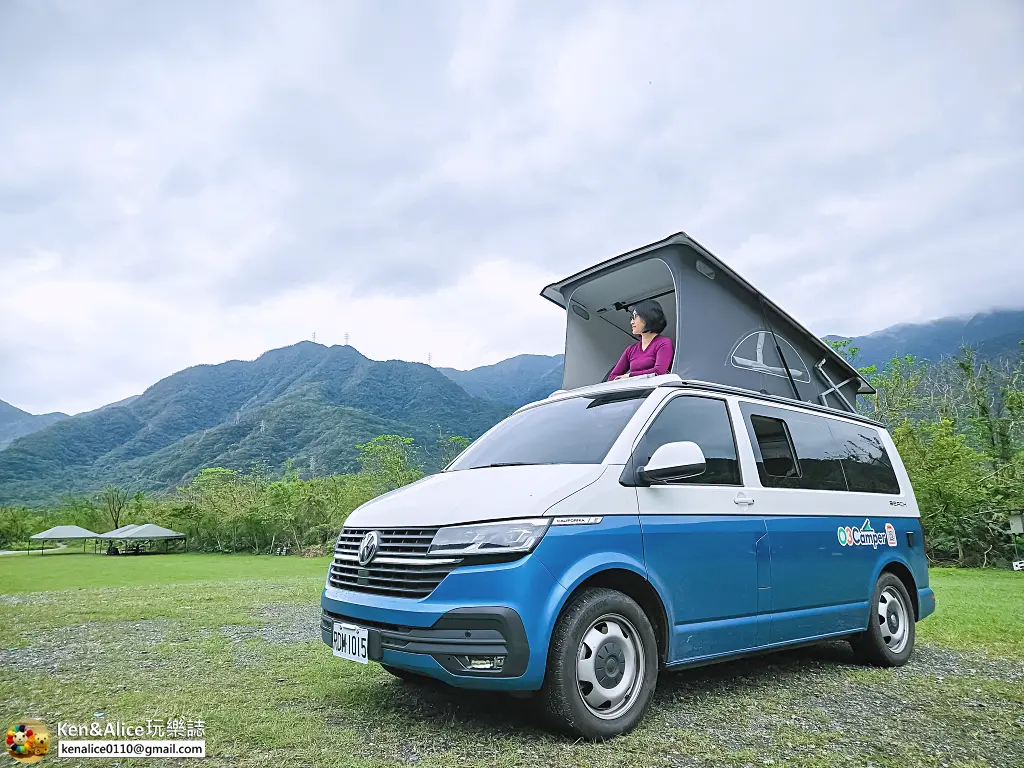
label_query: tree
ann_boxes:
[868,355,928,427]
[438,434,471,467]
[100,486,131,530]
[951,347,1022,467]
[356,435,423,494]
[0,506,34,549]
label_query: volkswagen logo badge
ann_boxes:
[357,531,380,566]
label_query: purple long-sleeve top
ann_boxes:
[607,335,675,380]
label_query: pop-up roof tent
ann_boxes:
[541,232,873,412]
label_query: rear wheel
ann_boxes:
[541,588,658,740]
[850,571,915,666]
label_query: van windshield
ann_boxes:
[447,391,650,470]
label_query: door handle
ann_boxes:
[734,494,755,506]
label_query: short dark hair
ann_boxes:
[631,299,668,335]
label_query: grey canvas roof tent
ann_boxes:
[541,232,873,411]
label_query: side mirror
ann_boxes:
[637,441,707,485]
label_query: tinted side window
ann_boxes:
[634,396,741,485]
[827,421,901,494]
[749,415,799,486]
[742,403,848,491]
[788,415,848,491]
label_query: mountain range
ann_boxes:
[438,354,564,407]
[0,400,68,451]
[1,308,1022,506]
[0,343,512,505]
[824,308,1024,372]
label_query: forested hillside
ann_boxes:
[439,354,564,406]
[0,343,510,504]
[0,400,67,450]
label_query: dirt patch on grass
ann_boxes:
[0,619,172,674]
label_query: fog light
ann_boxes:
[467,656,505,670]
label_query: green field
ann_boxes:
[1,554,1022,767]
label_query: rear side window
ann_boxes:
[633,396,741,485]
[827,420,901,494]
[742,404,847,491]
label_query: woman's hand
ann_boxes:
[614,374,630,380]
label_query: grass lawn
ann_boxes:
[1,555,1022,768]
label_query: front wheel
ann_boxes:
[850,572,915,666]
[541,588,658,740]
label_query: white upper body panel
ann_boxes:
[344,464,607,528]
[343,384,919,531]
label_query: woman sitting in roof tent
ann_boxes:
[606,299,675,381]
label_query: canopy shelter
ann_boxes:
[541,232,874,411]
[29,525,100,554]
[106,523,187,556]
[94,523,141,555]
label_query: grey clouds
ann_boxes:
[0,1,1021,414]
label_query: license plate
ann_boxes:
[332,622,369,664]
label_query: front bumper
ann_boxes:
[320,552,566,690]
[321,606,530,677]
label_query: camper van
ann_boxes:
[320,233,935,739]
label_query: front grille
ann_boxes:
[328,527,458,599]
[336,528,437,558]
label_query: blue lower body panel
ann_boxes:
[320,553,565,691]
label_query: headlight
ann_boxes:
[427,518,551,557]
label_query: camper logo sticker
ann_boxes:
[6,719,50,763]
[837,520,897,549]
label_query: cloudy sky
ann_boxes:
[1,1,1022,415]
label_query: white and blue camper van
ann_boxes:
[321,233,935,739]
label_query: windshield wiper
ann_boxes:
[477,462,535,468]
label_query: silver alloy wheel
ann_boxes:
[878,585,910,654]
[575,613,645,720]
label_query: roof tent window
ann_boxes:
[561,258,677,390]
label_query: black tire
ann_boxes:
[850,571,915,667]
[380,664,441,685]
[541,588,658,740]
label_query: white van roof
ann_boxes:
[523,373,885,429]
